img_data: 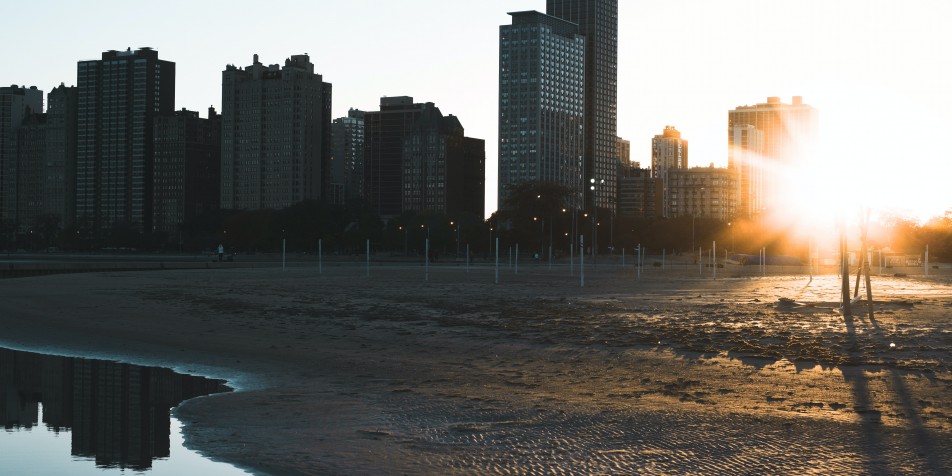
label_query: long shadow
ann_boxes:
[841,305,948,474]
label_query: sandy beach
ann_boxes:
[1,262,950,475]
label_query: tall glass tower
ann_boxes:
[547,0,618,212]
[498,11,585,209]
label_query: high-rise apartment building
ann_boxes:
[616,136,630,165]
[152,108,221,241]
[221,54,332,210]
[364,97,484,217]
[667,165,737,222]
[547,0,618,212]
[651,125,689,218]
[0,85,43,224]
[498,11,585,210]
[330,108,365,205]
[10,84,77,233]
[76,48,175,234]
[617,159,660,219]
[728,96,817,218]
[730,124,765,219]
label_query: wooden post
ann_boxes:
[840,224,851,317]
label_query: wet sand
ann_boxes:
[1,263,950,475]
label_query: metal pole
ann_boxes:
[699,246,702,275]
[548,245,552,270]
[662,248,665,271]
[713,241,717,280]
[366,240,370,277]
[319,239,323,275]
[570,242,574,276]
[580,235,585,287]
[425,238,429,282]
[925,245,930,276]
[495,238,499,284]
[636,245,641,280]
[282,238,286,270]
[622,248,625,268]
[515,244,519,274]
[466,244,470,273]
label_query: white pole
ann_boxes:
[425,238,430,281]
[319,239,323,275]
[580,235,585,287]
[366,240,370,277]
[713,241,717,280]
[494,238,499,284]
[636,245,641,280]
[466,244,470,273]
[282,238,286,270]
[515,244,519,274]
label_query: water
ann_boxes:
[0,347,248,475]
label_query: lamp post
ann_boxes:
[728,221,734,253]
[450,221,459,258]
[590,177,604,263]
[399,226,407,256]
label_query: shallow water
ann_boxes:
[0,347,247,475]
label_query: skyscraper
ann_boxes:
[330,108,365,206]
[364,97,484,217]
[76,48,175,234]
[0,85,43,225]
[220,54,332,210]
[728,96,817,218]
[547,0,618,212]
[9,84,76,235]
[152,108,221,241]
[498,11,585,210]
[651,125,689,217]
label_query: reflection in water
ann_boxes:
[0,347,231,471]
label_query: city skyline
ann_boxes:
[4,0,951,221]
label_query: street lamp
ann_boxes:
[590,178,605,262]
[399,226,408,256]
[728,221,734,253]
[450,221,460,258]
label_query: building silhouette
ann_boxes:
[329,108,365,205]
[547,0,618,213]
[0,85,43,227]
[728,96,817,218]
[221,54,332,210]
[667,165,736,222]
[364,97,484,217]
[13,84,78,235]
[152,107,221,241]
[651,126,689,218]
[498,11,585,210]
[617,159,660,219]
[76,48,175,235]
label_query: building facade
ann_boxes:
[10,84,77,236]
[729,124,765,219]
[547,0,618,212]
[329,108,365,206]
[498,10,585,210]
[728,96,817,218]
[221,54,332,210]
[364,96,484,217]
[0,85,43,225]
[666,165,737,222]
[76,48,175,234]
[152,108,221,241]
[617,158,660,219]
[651,125,689,218]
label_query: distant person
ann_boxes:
[217,243,224,262]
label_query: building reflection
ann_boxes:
[0,347,230,470]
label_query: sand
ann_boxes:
[1,262,950,475]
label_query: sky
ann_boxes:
[3,0,951,222]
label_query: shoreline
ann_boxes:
[1,266,950,474]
